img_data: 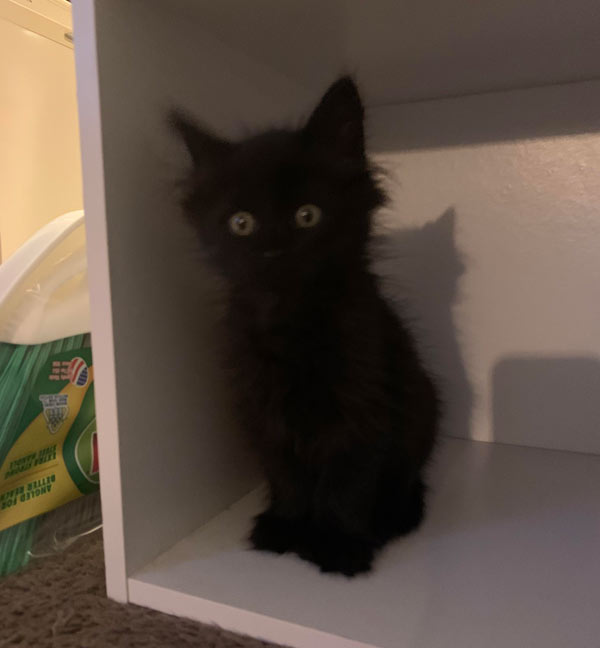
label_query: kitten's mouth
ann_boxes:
[263,249,283,258]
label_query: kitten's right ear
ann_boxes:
[169,109,232,169]
[303,76,365,159]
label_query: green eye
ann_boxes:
[228,211,256,236]
[295,204,322,228]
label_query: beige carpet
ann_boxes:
[0,532,285,648]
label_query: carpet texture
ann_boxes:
[0,532,285,648]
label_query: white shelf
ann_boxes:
[71,2,600,644]
[176,0,600,105]
[129,439,600,648]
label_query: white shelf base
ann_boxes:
[129,439,600,648]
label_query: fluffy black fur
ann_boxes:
[172,77,440,576]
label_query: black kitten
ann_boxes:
[172,77,439,576]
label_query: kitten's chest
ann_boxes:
[228,302,340,432]
[238,319,337,395]
[229,290,336,364]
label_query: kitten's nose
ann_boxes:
[263,249,283,258]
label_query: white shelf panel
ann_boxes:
[130,438,600,648]
[177,0,600,105]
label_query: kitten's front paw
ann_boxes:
[250,511,298,555]
[298,531,374,577]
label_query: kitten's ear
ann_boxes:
[303,76,365,159]
[169,109,232,169]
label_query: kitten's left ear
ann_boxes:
[169,109,232,169]
[303,76,365,159]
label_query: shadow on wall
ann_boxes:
[372,208,473,439]
[493,356,600,455]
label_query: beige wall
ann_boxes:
[0,3,82,262]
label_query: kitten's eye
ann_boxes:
[228,211,256,236]
[295,204,322,228]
